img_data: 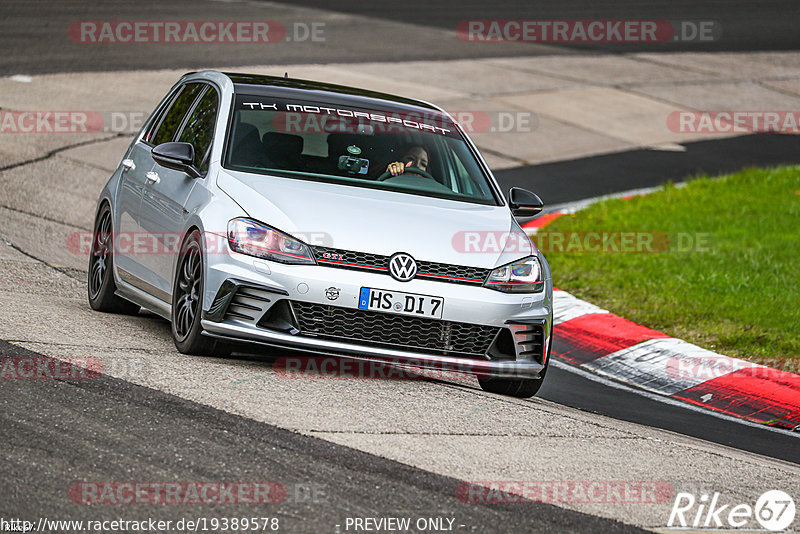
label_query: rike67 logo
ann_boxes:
[668,490,796,531]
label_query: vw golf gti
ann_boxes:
[88,70,554,397]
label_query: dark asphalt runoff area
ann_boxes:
[2,0,800,75]
[540,365,800,465]
[494,133,800,206]
[0,341,643,533]
[280,0,800,53]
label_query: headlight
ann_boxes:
[227,218,315,265]
[484,256,544,293]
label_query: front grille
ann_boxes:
[312,246,387,272]
[415,259,489,284]
[291,301,500,358]
[310,246,490,286]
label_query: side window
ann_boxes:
[150,83,204,146]
[143,87,179,144]
[177,86,219,172]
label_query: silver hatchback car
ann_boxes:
[88,71,554,397]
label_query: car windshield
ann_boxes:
[223,94,499,205]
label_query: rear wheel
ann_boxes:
[171,230,232,357]
[87,204,140,314]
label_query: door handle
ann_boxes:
[145,171,160,184]
[121,159,135,171]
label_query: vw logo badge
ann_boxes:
[325,287,340,301]
[388,252,417,282]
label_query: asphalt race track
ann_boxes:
[1,1,799,532]
[0,341,643,534]
[540,363,800,464]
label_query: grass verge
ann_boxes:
[541,165,800,366]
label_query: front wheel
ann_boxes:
[171,230,231,357]
[478,366,547,398]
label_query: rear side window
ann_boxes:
[143,87,180,144]
[177,87,219,172]
[151,83,204,146]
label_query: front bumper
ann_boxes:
[202,246,553,379]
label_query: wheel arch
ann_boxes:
[172,223,204,297]
[93,197,122,288]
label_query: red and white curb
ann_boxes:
[523,212,800,431]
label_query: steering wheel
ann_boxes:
[377,166,436,181]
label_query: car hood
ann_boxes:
[217,169,533,269]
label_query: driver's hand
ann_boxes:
[386,161,405,176]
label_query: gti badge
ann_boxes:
[388,252,417,282]
[325,287,340,300]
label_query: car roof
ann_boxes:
[222,72,443,115]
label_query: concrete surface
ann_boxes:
[5,50,800,171]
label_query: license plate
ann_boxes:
[358,287,444,319]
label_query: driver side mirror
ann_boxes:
[152,142,201,178]
[508,187,544,217]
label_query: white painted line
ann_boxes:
[582,338,757,395]
[542,182,689,216]
[646,143,687,152]
[553,289,608,324]
[551,359,799,438]
[9,75,32,83]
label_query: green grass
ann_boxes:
[543,165,800,363]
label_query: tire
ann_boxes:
[87,204,140,315]
[171,230,232,357]
[477,366,547,398]
[478,327,552,398]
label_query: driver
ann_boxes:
[386,145,430,177]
